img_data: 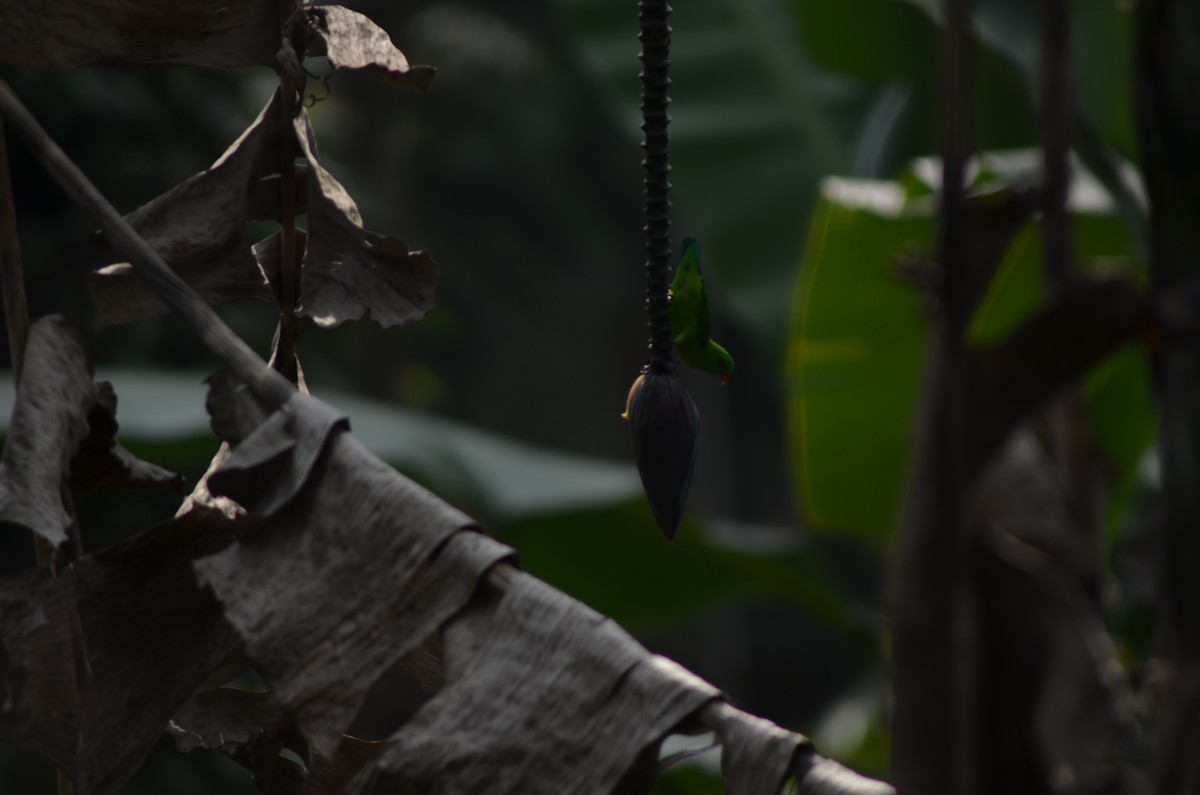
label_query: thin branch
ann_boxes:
[1039,0,1074,294]
[1134,1,1200,790]
[0,79,295,411]
[890,0,975,791]
[1038,0,1104,594]
[0,120,28,383]
[275,0,301,384]
[966,278,1150,474]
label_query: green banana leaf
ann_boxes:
[785,156,1155,541]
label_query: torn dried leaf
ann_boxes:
[346,573,718,795]
[296,6,436,91]
[0,317,97,548]
[169,686,290,782]
[176,444,247,523]
[0,566,82,771]
[252,228,308,305]
[88,90,291,328]
[90,88,437,331]
[705,703,809,795]
[69,380,183,493]
[205,369,276,449]
[205,390,347,517]
[198,396,511,757]
[293,112,438,328]
[0,0,278,70]
[170,686,387,795]
[70,506,242,795]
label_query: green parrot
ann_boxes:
[670,237,734,383]
[621,237,733,422]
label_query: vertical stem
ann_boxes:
[1135,1,1200,791]
[891,0,975,792]
[1039,0,1102,591]
[0,121,28,383]
[1039,0,1073,294]
[938,0,975,791]
[639,0,675,374]
[275,0,300,384]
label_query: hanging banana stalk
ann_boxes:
[623,1,733,540]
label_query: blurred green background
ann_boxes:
[0,0,1150,792]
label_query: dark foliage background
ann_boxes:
[0,1,1152,792]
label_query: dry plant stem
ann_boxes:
[0,120,28,382]
[1039,0,1100,587]
[1135,1,1200,791]
[275,0,300,384]
[935,1,976,789]
[891,0,974,792]
[1039,0,1073,294]
[0,79,294,411]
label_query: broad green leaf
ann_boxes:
[786,158,1154,541]
[784,179,932,536]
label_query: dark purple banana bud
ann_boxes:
[624,369,699,539]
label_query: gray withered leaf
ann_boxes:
[205,386,347,518]
[0,317,94,547]
[706,702,810,795]
[69,380,183,493]
[197,383,511,758]
[296,5,436,91]
[70,505,241,795]
[0,502,242,795]
[0,566,82,771]
[346,572,719,795]
[290,111,439,328]
[0,317,179,548]
[89,90,293,328]
[169,686,385,795]
[92,89,438,331]
[625,370,700,540]
[0,0,278,70]
[169,687,291,779]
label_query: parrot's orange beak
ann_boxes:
[720,372,731,385]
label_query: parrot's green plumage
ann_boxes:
[670,238,734,383]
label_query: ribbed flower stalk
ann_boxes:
[626,0,699,540]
